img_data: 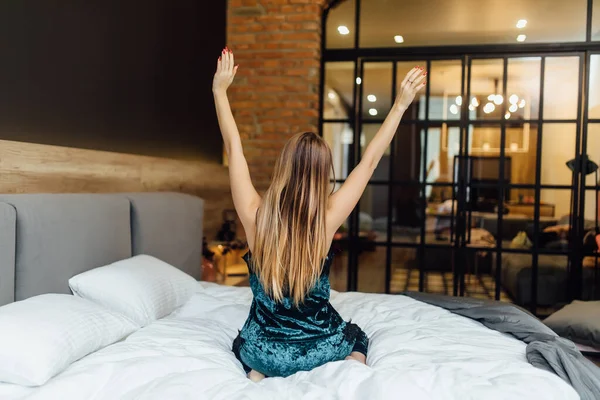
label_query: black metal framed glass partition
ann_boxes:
[321,0,600,316]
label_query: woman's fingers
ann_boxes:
[223,48,229,72]
[415,81,427,92]
[407,67,424,84]
[230,51,235,73]
[401,67,419,87]
[411,73,427,89]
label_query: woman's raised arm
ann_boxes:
[213,48,261,235]
[327,67,427,235]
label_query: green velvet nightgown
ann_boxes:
[232,249,368,378]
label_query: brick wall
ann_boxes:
[227,0,328,190]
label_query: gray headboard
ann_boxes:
[0,192,204,306]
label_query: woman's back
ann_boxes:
[233,249,367,378]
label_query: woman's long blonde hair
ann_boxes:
[252,132,334,306]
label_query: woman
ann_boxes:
[213,47,426,381]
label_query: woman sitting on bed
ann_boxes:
[212,47,426,381]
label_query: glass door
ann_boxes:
[323,51,593,315]
[353,58,465,297]
[580,51,600,301]
[459,54,586,316]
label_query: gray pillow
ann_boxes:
[544,301,600,350]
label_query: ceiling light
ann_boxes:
[505,111,511,120]
[468,104,475,111]
[509,94,519,104]
[449,104,459,115]
[367,94,377,102]
[471,97,480,107]
[337,25,350,35]
[487,94,496,101]
[483,103,495,114]
[493,95,504,105]
[368,108,378,116]
[518,99,526,108]
[517,34,527,42]
[328,91,336,99]
[356,77,362,85]
[516,19,527,29]
[509,104,518,112]
[455,96,463,106]
[394,35,404,44]
[510,142,519,151]
[482,143,491,151]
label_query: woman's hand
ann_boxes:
[213,47,238,94]
[394,66,427,111]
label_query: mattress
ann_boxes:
[0,283,577,400]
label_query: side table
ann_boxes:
[207,241,249,286]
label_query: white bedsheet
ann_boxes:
[0,283,578,400]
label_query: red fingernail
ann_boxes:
[424,71,428,75]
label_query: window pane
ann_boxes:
[464,124,538,188]
[507,188,536,215]
[361,123,391,180]
[324,62,354,120]
[330,235,349,292]
[391,183,423,243]
[589,55,600,119]
[359,0,587,48]
[362,62,392,120]
[357,246,386,293]
[507,57,541,121]
[425,185,456,244]
[393,124,423,181]
[594,0,600,41]
[437,124,462,183]
[510,123,538,186]
[587,124,600,187]
[427,60,462,121]
[470,59,504,122]
[543,57,580,120]
[583,190,599,232]
[541,189,573,221]
[462,248,497,300]
[389,247,418,294]
[541,123,577,186]
[325,0,355,49]
[466,124,538,185]
[581,190,600,302]
[323,122,353,179]
[359,184,389,242]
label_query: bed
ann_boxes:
[0,193,583,399]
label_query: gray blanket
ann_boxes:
[403,292,600,400]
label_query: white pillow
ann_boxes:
[0,294,136,386]
[69,255,197,327]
